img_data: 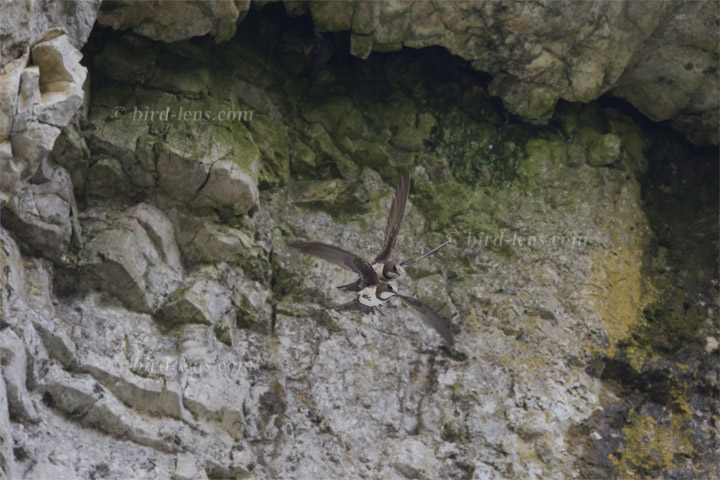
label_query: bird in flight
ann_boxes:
[336,169,446,291]
[289,241,454,347]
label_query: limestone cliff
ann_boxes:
[0,2,717,479]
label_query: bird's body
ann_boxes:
[358,282,396,308]
[371,261,403,283]
[336,169,410,292]
[289,241,454,347]
[288,169,454,347]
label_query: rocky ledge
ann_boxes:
[0,2,718,480]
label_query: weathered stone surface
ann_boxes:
[160,266,235,327]
[305,0,718,145]
[84,38,261,212]
[154,127,260,215]
[48,124,91,200]
[0,0,100,69]
[0,368,17,479]
[96,0,251,43]
[0,158,81,262]
[31,31,87,127]
[611,0,719,146]
[0,329,38,424]
[86,1,718,145]
[174,213,256,265]
[0,32,87,206]
[79,203,183,313]
[0,7,716,480]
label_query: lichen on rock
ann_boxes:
[0,4,717,480]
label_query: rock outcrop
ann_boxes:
[52,0,720,145]
[96,0,251,43]
[0,0,100,65]
[308,0,719,145]
[0,4,717,480]
[0,31,87,206]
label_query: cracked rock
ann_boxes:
[79,203,183,313]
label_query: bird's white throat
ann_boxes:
[358,285,384,307]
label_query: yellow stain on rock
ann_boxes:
[609,406,694,480]
[588,249,639,353]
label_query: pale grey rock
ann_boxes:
[156,125,260,215]
[0,32,87,206]
[47,294,186,420]
[386,438,440,479]
[96,0,251,43]
[38,364,185,453]
[177,325,252,441]
[12,66,39,135]
[79,203,183,313]
[12,405,176,479]
[31,303,78,372]
[611,0,720,145]
[0,54,26,140]
[85,156,133,198]
[0,55,36,205]
[196,159,260,215]
[219,262,273,331]
[8,120,60,190]
[1,187,72,260]
[0,329,38,423]
[173,212,256,265]
[83,92,150,200]
[586,133,622,167]
[0,8,715,480]
[49,123,91,199]
[0,370,17,479]
[6,282,262,478]
[0,230,59,334]
[306,0,718,145]
[0,0,100,69]
[0,159,81,261]
[160,266,235,327]
[236,79,282,122]
[173,453,209,480]
[31,31,87,127]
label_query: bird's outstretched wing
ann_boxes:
[290,241,378,285]
[336,298,375,315]
[373,169,410,264]
[336,278,364,292]
[398,294,454,347]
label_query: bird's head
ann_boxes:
[384,261,404,279]
[377,282,398,300]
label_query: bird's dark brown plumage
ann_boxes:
[397,294,454,347]
[373,169,410,264]
[289,241,378,287]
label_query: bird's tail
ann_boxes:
[336,278,363,292]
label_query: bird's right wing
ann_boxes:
[336,298,374,315]
[290,241,378,285]
[398,294,454,347]
[373,169,410,264]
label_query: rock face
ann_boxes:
[1,4,718,480]
[8,0,714,146]
[306,0,719,146]
[78,203,184,313]
[96,0,251,43]
[0,157,81,262]
[0,31,87,205]
[611,0,719,146]
[0,0,101,65]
